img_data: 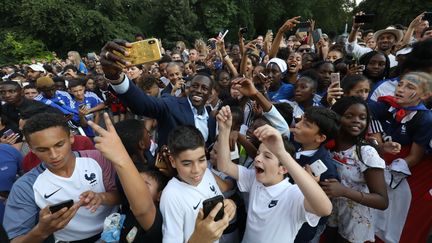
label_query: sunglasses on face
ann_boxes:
[298,48,311,53]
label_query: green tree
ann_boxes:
[0,32,52,65]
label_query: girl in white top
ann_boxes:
[320,96,388,242]
[216,106,332,243]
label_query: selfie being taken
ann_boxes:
[1,1,432,243]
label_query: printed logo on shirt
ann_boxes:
[209,184,216,194]
[268,200,278,208]
[84,172,97,185]
[193,200,202,210]
[44,188,62,199]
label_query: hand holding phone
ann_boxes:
[310,159,328,177]
[3,129,15,137]
[203,195,224,221]
[49,199,74,213]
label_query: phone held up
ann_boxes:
[354,14,375,23]
[330,72,340,88]
[203,195,224,221]
[113,38,162,66]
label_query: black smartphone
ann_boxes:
[240,27,248,35]
[297,22,311,29]
[203,195,224,221]
[354,14,375,23]
[49,199,74,213]
[3,129,15,137]
[423,12,432,22]
[208,40,216,49]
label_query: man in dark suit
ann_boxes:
[99,40,216,147]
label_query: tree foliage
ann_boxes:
[0,0,428,65]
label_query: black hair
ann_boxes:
[359,51,390,82]
[340,74,370,94]
[421,27,432,38]
[0,80,21,89]
[52,76,65,84]
[400,39,432,73]
[63,65,78,73]
[23,83,37,90]
[276,47,291,61]
[191,73,214,89]
[114,119,146,157]
[297,75,318,91]
[139,76,159,91]
[67,78,85,89]
[158,54,172,64]
[229,105,244,131]
[22,113,69,142]
[143,169,169,192]
[167,125,205,157]
[273,103,294,126]
[135,33,145,39]
[215,69,231,82]
[301,69,324,93]
[303,106,340,142]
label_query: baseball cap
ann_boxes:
[28,64,46,74]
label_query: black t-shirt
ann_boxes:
[116,177,163,243]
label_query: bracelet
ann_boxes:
[103,72,125,85]
[359,191,364,204]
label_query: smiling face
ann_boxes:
[377,33,396,52]
[287,53,302,74]
[254,143,287,186]
[170,147,207,186]
[166,65,182,85]
[340,104,368,137]
[188,75,212,109]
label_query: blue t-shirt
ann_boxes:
[268,82,295,102]
[369,100,432,151]
[75,92,102,137]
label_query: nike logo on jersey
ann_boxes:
[193,200,202,210]
[44,188,62,199]
[210,185,216,192]
[268,200,278,208]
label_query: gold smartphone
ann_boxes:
[114,38,162,66]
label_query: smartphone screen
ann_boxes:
[354,14,375,23]
[312,29,322,44]
[297,22,311,28]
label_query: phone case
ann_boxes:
[3,129,15,137]
[203,195,224,221]
[114,38,162,66]
[49,199,74,213]
[330,73,340,84]
[310,159,328,177]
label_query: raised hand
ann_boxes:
[231,77,258,97]
[253,125,285,158]
[88,113,130,163]
[279,16,301,33]
[100,40,132,81]
[216,106,232,132]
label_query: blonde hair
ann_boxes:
[67,51,82,69]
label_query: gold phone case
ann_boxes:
[114,38,162,66]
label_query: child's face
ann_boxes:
[70,85,85,101]
[287,53,302,74]
[167,65,182,85]
[395,78,424,107]
[292,117,324,148]
[140,173,160,203]
[171,147,207,186]
[346,80,370,101]
[340,104,368,137]
[23,88,39,100]
[254,143,286,186]
[366,54,386,78]
[294,78,315,103]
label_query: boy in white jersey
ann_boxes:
[216,106,332,243]
[160,125,236,243]
[3,113,119,243]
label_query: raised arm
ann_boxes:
[215,106,239,180]
[217,39,239,77]
[269,16,301,59]
[401,12,426,46]
[88,113,156,230]
[254,125,332,217]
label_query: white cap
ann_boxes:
[28,64,46,73]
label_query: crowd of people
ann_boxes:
[1,11,432,243]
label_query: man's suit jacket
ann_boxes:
[116,80,217,147]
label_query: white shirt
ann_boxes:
[263,105,290,137]
[237,166,320,243]
[33,157,116,241]
[187,97,209,142]
[370,79,398,101]
[160,168,223,243]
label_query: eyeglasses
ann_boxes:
[298,48,311,53]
